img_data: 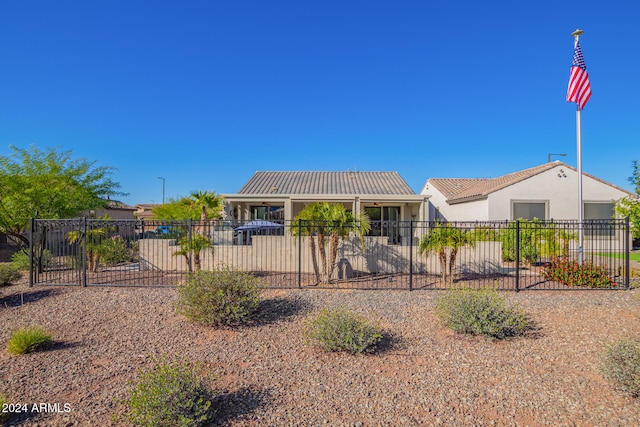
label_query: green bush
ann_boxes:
[0,263,23,286]
[177,268,260,326]
[10,249,52,271]
[435,289,528,340]
[542,257,614,288]
[601,339,640,397]
[98,235,138,266]
[499,219,543,265]
[0,393,10,423]
[122,356,215,427]
[6,326,53,355]
[304,307,383,354]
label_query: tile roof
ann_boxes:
[428,162,634,203]
[238,171,416,195]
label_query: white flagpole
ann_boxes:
[572,28,584,264]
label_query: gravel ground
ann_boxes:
[1,278,640,426]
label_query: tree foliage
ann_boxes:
[152,191,224,221]
[291,202,370,285]
[0,145,123,247]
[615,160,640,239]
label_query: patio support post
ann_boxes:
[515,219,520,292]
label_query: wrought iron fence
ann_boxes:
[29,218,635,290]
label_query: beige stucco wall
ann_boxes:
[138,237,504,277]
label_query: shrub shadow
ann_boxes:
[373,331,403,354]
[0,288,61,308]
[522,316,544,339]
[212,386,271,426]
[251,297,312,326]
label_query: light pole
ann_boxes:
[547,153,567,163]
[158,177,165,204]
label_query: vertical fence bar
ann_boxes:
[297,219,302,289]
[29,218,35,287]
[625,217,630,290]
[409,219,414,291]
[187,218,193,273]
[82,217,87,287]
[515,219,520,292]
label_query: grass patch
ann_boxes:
[595,252,640,261]
[120,356,216,427]
[304,307,383,354]
[435,288,528,340]
[6,326,53,355]
[0,393,11,423]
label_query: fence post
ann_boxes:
[515,219,520,292]
[297,219,302,289]
[82,217,87,287]
[29,218,35,287]
[409,219,414,291]
[187,219,193,273]
[625,217,630,290]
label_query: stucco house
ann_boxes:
[421,161,635,222]
[222,171,429,244]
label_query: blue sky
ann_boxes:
[1,1,639,206]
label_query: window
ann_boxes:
[250,205,284,220]
[512,202,546,220]
[364,206,401,244]
[584,202,615,237]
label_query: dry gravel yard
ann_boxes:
[1,278,640,426]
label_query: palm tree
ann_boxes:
[419,223,471,286]
[291,202,370,285]
[189,190,224,222]
[173,234,213,272]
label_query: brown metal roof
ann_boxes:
[238,171,416,195]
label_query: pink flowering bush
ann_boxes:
[542,257,615,288]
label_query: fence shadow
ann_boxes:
[0,288,61,308]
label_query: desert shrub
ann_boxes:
[6,326,53,355]
[10,249,52,271]
[0,393,10,423]
[542,257,614,288]
[435,288,528,340]
[499,219,543,265]
[601,339,640,397]
[0,263,23,286]
[304,307,383,354]
[177,268,260,326]
[98,235,137,266]
[122,356,215,427]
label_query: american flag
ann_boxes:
[566,42,591,110]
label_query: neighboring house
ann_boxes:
[83,199,137,220]
[133,204,160,221]
[222,171,429,244]
[421,161,635,222]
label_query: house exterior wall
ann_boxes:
[424,187,489,222]
[487,166,630,220]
